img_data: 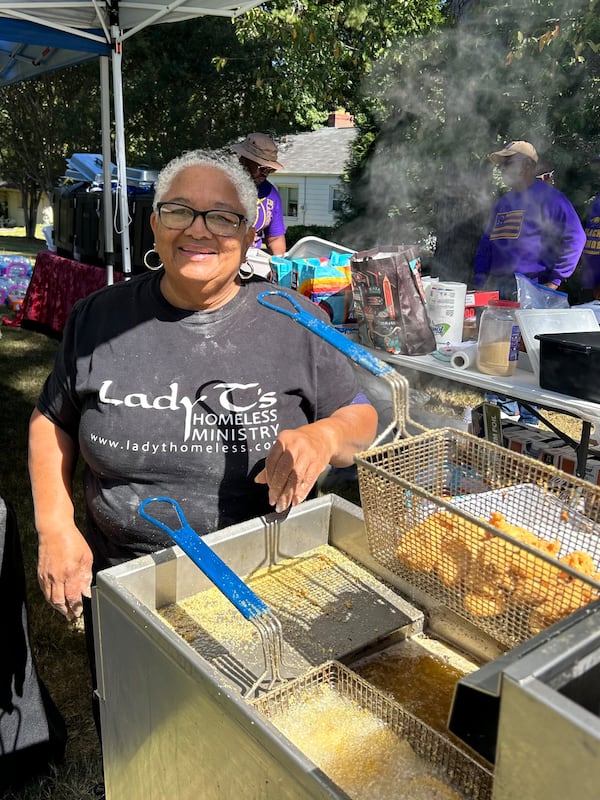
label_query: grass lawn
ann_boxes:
[1,229,102,799]
[0,228,47,261]
[1,324,103,800]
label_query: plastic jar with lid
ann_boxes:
[476,300,520,376]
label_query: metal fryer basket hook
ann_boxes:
[139,496,290,697]
[256,289,425,443]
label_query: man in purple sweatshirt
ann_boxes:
[474,140,585,425]
[474,140,586,301]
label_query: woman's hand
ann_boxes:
[255,426,333,512]
[29,409,88,621]
[37,524,93,620]
[255,403,377,512]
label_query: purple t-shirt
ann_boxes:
[474,180,586,288]
[580,194,600,290]
[253,180,286,249]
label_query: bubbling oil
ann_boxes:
[353,644,467,734]
[264,683,462,800]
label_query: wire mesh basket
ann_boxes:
[354,427,600,649]
[253,660,492,800]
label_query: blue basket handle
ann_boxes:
[138,497,268,620]
[256,290,394,378]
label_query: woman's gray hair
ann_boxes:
[153,149,258,224]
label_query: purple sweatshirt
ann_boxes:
[580,194,600,290]
[252,180,286,249]
[474,180,586,288]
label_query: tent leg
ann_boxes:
[100,56,115,286]
[111,28,132,279]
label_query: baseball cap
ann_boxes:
[490,141,539,164]
[230,133,284,170]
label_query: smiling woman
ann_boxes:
[149,156,256,311]
[26,148,378,739]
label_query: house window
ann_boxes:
[278,185,299,218]
[330,185,346,213]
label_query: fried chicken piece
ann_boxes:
[560,550,596,578]
[512,577,549,606]
[435,537,478,587]
[397,512,456,573]
[529,575,600,634]
[464,591,506,618]
[469,537,515,593]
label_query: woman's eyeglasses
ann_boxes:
[157,202,247,236]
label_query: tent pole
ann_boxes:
[100,56,114,286]
[111,25,132,278]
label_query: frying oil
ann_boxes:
[353,639,471,734]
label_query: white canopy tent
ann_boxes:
[0,0,263,279]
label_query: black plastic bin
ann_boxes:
[52,185,83,258]
[74,191,102,265]
[536,331,600,403]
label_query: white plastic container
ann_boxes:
[476,299,520,376]
[428,281,467,345]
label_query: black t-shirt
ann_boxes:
[37,273,361,569]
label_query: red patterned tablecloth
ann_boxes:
[2,251,123,338]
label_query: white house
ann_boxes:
[269,113,357,229]
[0,182,51,228]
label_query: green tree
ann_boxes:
[118,0,443,164]
[339,0,600,281]
[0,64,100,237]
[228,0,443,131]
[120,17,268,164]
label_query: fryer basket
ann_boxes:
[354,428,600,649]
[253,660,492,800]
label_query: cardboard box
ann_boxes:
[546,444,578,474]
[470,402,503,445]
[293,256,354,325]
[464,290,500,311]
[269,256,294,288]
[503,428,549,457]
[471,409,600,486]
[463,290,500,339]
[538,437,569,465]
[584,457,600,486]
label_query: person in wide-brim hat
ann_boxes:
[231,132,284,171]
[231,133,287,257]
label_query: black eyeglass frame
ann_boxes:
[156,202,247,235]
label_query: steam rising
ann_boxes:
[343,0,598,281]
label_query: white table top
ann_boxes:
[365,347,600,431]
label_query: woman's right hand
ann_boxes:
[29,409,89,622]
[37,524,93,621]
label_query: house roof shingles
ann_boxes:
[274,127,357,176]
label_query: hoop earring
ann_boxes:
[238,262,254,280]
[144,247,163,271]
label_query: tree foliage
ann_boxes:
[338,0,600,279]
[226,0,443,129]
[0,64,100,237]
[0,0,598,251]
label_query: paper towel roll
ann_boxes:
[428,282,467,345]
[450,342,478,370]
